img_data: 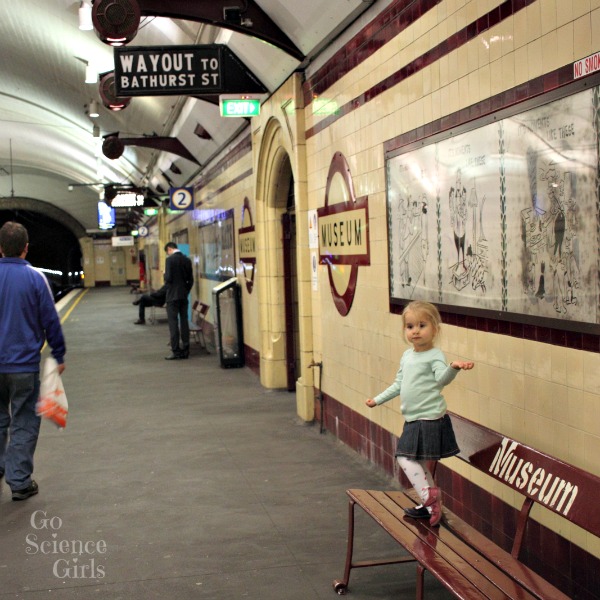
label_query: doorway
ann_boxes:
[282,174,300,391]
[109,250,127,286]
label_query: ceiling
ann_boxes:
[0,0,380,234]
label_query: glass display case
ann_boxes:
[212,277,244,368]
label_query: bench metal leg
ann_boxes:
[333,498,356,594]
[416,564,425,600]
[332,498,417,595]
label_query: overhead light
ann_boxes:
[85,63,98,84]
[223,6,253,27]
[89,100,99,118]
[78,1,93,31]
[194,123,212,140]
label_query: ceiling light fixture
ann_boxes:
[85,63,98,84]
[79,1,93,31]
[89,100,99,118]
[223,6,253,27]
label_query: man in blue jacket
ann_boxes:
[0,222,66,501]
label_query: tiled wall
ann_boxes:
[163,135,258,351]
[303,0,600,567]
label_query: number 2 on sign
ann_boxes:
[172,188,192,210]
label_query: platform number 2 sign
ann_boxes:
[169,187,194,211]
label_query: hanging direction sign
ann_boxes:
[114,45,267,97]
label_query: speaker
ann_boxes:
[92,0,141,46]
[99,72,131,111]
[104,185,118,201]
[102,137,125,160]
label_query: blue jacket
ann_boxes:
[0,258,66,373]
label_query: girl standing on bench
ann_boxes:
[366,301,474,526]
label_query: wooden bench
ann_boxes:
[333,413,600,599]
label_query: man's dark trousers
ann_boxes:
[166,298,189,355]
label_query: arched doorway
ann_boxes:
[254,102,315,422]
[255,141,296,390]
[281,172,300,391]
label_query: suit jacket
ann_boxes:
[164,250,193,302]
[148,284,167,306]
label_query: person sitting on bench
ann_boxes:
[132,285,167,325]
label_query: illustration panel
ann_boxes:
[503,89,598,323]
[387,126,502,309]
[386,85,600,328]
[387,144,438,301]
[436,126,502,309]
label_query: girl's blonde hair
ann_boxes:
[401,301,442,343]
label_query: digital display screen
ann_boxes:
[98,201,116,230]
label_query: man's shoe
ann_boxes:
[12,480,39,501]
[179,349,189,359]
[133,319,145,325]
[403,506,430,519]
[165,353,181,360]
[132,299,141,306]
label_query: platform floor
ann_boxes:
[0,287,450,599]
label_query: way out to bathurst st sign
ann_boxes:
[114,44,267,97]
[115,45,221,96]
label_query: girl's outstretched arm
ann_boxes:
[450,360,474,370]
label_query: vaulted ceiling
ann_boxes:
[0,0,379,234]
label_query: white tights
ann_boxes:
[397,456,436,508]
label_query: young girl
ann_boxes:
[366,301,474,526]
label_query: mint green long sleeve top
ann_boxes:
[373,348,459,422]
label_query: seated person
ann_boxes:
[133,285,167,324]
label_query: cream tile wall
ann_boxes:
[162,144,258,350]
[304,0,600,556]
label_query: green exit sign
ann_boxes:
[219,95,261,117]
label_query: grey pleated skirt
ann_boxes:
[395,414,459,460]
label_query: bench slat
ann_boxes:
[372,490,542,600]
[386,491,569,600]
[349,489,528,599]
[439,507,571,600]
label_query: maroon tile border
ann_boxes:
[318,392,600,599]
[390,304,600,353]
[194,135,252,195]
[243,344,260,376]
[304,0,539,140]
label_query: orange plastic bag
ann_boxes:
[36,357,68,428]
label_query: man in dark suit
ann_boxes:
[163,242,193,360]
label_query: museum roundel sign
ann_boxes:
[238,197,256,293]
[317,152,370,316]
